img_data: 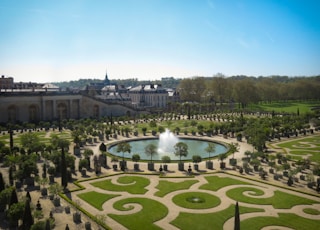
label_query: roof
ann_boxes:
[129,84,166,93]
[42,83,59,89]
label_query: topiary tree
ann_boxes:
[9,188,18,208]
[7,201,24,228]
[132,154,141,171]
[132,154,140,163]
[218,153,227,169]
[116,142,131,171]
[99,143,107,152]
[78,159,88,172]
[141,127,147,136]
[0,172,5,192]
[192,155,202,171]
[0,187,13,212]
[161,155,171,171]
[83,148,94,170]
[21,198,34,229]
[145,143,157,171]
[174,142,188,171]
[205,142,215,169]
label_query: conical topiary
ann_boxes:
[21,199,34,229]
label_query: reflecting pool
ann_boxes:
[108,130,228,161]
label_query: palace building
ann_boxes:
[0,73,171,124]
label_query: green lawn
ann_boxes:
[250,101,320,114]
[91,176,150,194]
[303,208,320,215]
[155,179,198,197]
[171,204,263,230]
[75,174,320,230]
[1,130,72,146]
[77,191,120,210]
[241,213,320,230]
[109,197,168,230]
[226,187,319,209]
[275,136,320,161]
[199,175,252,191]
[172,192,221,209]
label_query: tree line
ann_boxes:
[177,75,320,108]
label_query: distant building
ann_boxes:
[0,73,180,124]
[87,71,111,91]
[128,84,168,108]
[0,74,138,124]
[0,75,14,89]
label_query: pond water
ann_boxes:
[108,130,228,161]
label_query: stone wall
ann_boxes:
[0,93,138,123]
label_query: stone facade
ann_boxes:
[0,75,14,89]
[0,92,137,124]
[128,84,168,109]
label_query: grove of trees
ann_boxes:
[177,75,320,108]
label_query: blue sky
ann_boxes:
[1,0,319,83]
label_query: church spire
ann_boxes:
[104,69,110,85]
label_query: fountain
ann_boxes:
[158,129,179,155]
[108,129,228,161]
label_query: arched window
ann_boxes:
[29,105,39,122]
[93,105,99,118]
[8,105,17,122]
[57,103,67,120]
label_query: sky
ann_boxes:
[1,0,320,83]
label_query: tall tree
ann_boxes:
[51,135,70,188]
[9,129,14,152]
[116,142,132,162]
[229,143,240,159]
[21,198,34,229]
[211,74,229,105]
[26,191,31,202]
[0,172,5,192]
[20,132,41,154]
[174,142,189,162]
[61,146,67,188]
[205,143,216,161]
[144,143,157,163]
[177,77,206,102]
[83,149,94,170]
[234,201,240,230]
[45,219,51,230]
[232,78,259,108]
[9,188,18,208]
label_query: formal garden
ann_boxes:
[72,173,320,230]
[0,103,320,229]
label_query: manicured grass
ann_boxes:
[277,136,320,149]
[172,192,220,209]
[199,175,251,191]
[109,197,168,230]
[77,191,120,210]
[91,176,150,194]
[155,179,198,197]
[251,101,319,114]
[136,119,217,135]
[303,208,320,215]
[276,136,320,161]
[241,213,320,230]
[171,204,263,230]
[290,151,320,162]
[226,187,319,209]
[77,174,320,229]
[1,130,72,146]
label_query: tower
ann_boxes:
[104,69,110,85]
